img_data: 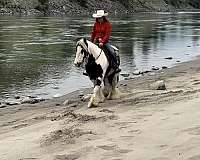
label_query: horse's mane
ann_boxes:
[76,38,88,50]
[77,38,100,51]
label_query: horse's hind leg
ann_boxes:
[107,73,120,100]
[102,77,112,98]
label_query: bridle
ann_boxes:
[76,42,103,62]
[76,43,89,63]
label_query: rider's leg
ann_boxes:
[104,43,121,73]
[104,43,117,68]
[104,43,115,54]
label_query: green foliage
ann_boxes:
[164,0,200,8]
[38,0,48,6]
[35,0,49,13]
[111,0,131,8]
[164,0,183,8]
[70,0,88,8]
[1,0,200,13]
[0,0,13,7]
[187,0,200,8]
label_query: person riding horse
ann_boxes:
[91,10,121,73]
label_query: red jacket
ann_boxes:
[91,20,112,44]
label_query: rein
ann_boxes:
[95,49,103,60]
[77,43,103,61]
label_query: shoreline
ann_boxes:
[1,52,199,108]
[1,56,200,159]
[1,9,200,17]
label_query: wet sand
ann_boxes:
[1,57,200,160]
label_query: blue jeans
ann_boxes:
[104,43,114,54]
[104,43,118,69]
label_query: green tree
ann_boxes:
[187,0,200,8]
[35,0,49,14]
[70,0,88,8]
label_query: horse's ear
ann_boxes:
[83,38,88,47]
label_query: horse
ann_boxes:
[74,38,120,108]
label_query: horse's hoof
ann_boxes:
[88,101,93,108]
[99,97,105,103]
[107,90,120,100]
[88,102,98,108]
[107,93,112,100]
[111,95,120,99]
[88,96,98,108]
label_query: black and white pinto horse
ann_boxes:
[74,38,120,108]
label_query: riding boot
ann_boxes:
[112,55,121,73]
[113,63,121,73]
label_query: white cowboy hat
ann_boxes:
[92,10,108,18]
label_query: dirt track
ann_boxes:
[1,57,200,159]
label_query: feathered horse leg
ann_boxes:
[88,85,105,108]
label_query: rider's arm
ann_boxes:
[91,23,97,43]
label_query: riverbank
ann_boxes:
[1,56,200,159]
[0,0,200,16]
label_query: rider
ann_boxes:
[91,10,120,73]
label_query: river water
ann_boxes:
[0,12,200,101]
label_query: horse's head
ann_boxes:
[74,38,89,67]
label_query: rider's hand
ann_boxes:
[99,42,103,47]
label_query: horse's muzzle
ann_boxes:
[74,62,81,67]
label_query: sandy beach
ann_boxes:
[1,57,200,160]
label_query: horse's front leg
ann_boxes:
[88,77,105,108]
